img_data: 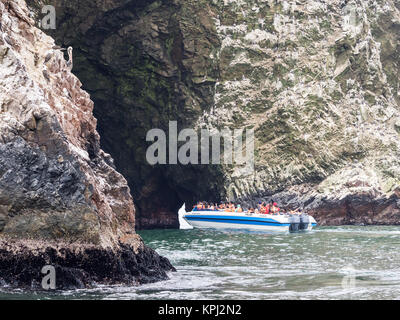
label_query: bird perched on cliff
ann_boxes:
[44,52,53,64]
[63,87,72,100]
[66,46,73,71]
[44,45,67,66]
[42,66,50,82]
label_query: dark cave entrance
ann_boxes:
[39,0,223,229]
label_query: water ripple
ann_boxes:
[2,226,400,299]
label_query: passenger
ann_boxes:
[249,208,254,213]
[262,202,269,214]
[236,205,243,213]
[210,204,214,210]
[260,202,269,214]
[264,202,270,214]
[271,202,280,215]
[254,208,259,214]
[196,202,202,210]
[264,202,270,213]
[268,200,274,214]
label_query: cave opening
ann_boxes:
[35,0,223,229]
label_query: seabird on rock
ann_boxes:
[42,66,50,82]
[42,70,50,82]
[44,52,52,64]
[63,87,72,100]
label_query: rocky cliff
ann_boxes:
[0,0,174,289]
[28,0,400,226]
[205,0,400,225]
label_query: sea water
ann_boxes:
[1,207,400,299]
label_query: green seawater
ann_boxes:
[2,226,400,299]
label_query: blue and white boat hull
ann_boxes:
[183,211,317,233]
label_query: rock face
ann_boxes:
[204,0,400,226]
[31,0,400,226]
[0,0,174,288]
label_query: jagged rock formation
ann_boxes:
[0,0,174,288]
[30,0,400,226]
[0,238,174,289]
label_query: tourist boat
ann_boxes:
[183,208,317,233]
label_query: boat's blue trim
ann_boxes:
[187,214,285,223]
[184,215,290,226]
[311,223,317,226]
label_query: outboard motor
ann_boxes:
[289,215,300,232]
[299,214,310,231]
